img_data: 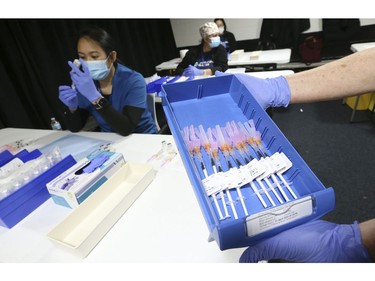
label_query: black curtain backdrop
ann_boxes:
[0,19,178,130]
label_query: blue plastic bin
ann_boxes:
[146,76,168,94]
[0,150,15,167]
[0,149,42,168]
[160,75,335,250]
[16,149,42,162]
[0,155,77,229]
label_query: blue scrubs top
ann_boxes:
[77,63,157,134]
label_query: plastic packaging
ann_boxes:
[0,146,62,200]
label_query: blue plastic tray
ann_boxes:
[161,75,335,250]
[0,155,77,228]
[0,149,42,168]
[0,150,14,167]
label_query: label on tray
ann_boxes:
[245,196,313,237]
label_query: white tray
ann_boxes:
[47,162,156,258]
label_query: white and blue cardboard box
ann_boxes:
[46,151,125,208]
[160,75,335,250]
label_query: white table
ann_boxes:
[244,69,294,78]
[155,57,182,72]
[350,42,375,52]
[0,128,246,263]
[155,48,291,72]
[228,49,291,66]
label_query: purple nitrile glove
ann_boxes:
[239,220,372,263]
[83,154,110,173]
[215,71,291,110]
[68,58,101,103]
[58,85,78,110]
[182,65,204,78]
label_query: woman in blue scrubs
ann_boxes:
[58,26,157,136]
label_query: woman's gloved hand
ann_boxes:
[183,65,204,78]
[68,58,101,103]
[58,85,78,110]
[215,71,291,109]
[239,220,372,263]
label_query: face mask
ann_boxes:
[218,27,224,35]
[86,55,112,80]
[209,36,221,48]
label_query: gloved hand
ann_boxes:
[182,65,204,78]
[239,220,372,263]
[215,71,291,109]
[58,85,78,110]
[68,58,101,102]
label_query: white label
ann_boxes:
[245,196,313,237]
[257,157,273,179]
[238,165,252,185]
[246,159,265,180]
[278,152,293,173]
[269,152,286,173]
[202,173,222,196]
[224,168,241,189]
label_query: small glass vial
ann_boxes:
[50,117,62,131]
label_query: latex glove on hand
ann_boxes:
[182,65,204,78]
[68,58,101,103]
[58,85,78,110]
[215,71,291,110]
[239,220,372,263]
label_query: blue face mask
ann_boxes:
[86,55,112,80]
[209,36,221,48]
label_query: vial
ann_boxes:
[50,117,62,131]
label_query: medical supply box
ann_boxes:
[0,149,76,229]
[46,151,125,208]
[47,162,156,258]
[160,75,335,250]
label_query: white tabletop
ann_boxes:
[244,69,294,78]
[0,128,245,263]
[228,49,291,66]
[0,126,366,276]
[350,42,375,52]
[155,48,291,71]
[155,57,182,71]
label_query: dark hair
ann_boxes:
[214,18,227,32]
[77,26,116,56]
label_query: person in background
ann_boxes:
[216,47,375,263]
[214,18,237,54]
[58,26,157,136]
[175,22,228,78]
